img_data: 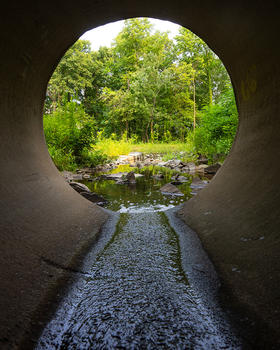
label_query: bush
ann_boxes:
[44,101,97,169]
[79,148,108,167]
[194,88,238,161]
[48,146,77,171]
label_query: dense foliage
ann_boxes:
[44,101,108,170]
[193,88,238,160]
[44,18,238,169]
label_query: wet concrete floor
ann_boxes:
[36,211,241,349]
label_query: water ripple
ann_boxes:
[36,212,241,349]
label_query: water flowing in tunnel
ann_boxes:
[1,1,280,348]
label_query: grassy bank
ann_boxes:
[48,140,198,172]
[94,139,196,161]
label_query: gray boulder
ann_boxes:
[165,159,181,169]
[80,192,108,206]
[196,164,208,173]
[152,173,164,180]
[171,175,189,185]
[116,171,136,184]
[186,162,196,173]
[62,171,83,182]
[160,183,183,196]
[69,181,91,193]
[205,163,221,174]
[117,152,143,164]
[190,177,209,195]
[69,182,108,206]
[101,172,127,180]
[126,171,136,183]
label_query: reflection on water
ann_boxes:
[82,165,192,212]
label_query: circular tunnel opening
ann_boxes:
[43,17,238,213]
[2,3,280,348]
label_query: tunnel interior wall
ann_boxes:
[1,1,280,348]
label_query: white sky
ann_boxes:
[80,18,181,51]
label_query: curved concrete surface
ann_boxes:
[0,1,279,348]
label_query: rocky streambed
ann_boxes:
[68,152,220,179]
[62,152,219,212]
[34,153,244,349]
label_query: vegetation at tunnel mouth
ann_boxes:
[43,18,238,171]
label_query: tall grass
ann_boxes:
[95,138,134,158]
[95,137,196,159]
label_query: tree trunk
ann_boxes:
[150,96,156,143]
[207,69,212,105]
[145,122,150,143]
[125,119,128,140]
[205,48,213,105]
[193,75,196,130]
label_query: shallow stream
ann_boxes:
[36,166,242,349]
[82,165,200,212]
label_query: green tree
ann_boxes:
[46,40,94,111]
[102,52,194,142]
[175,27,231,109]
[44,17,238,168]
[101,19,178,140]
[164,61,195,140]
[83,46,114,124]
